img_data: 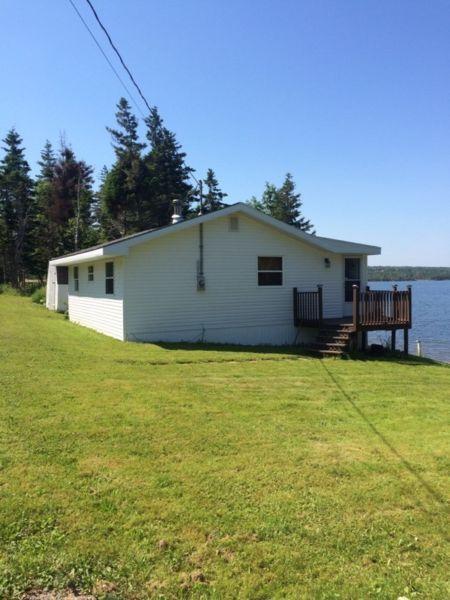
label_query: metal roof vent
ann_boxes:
[171,199,183,224]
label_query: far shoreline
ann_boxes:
[368,266,450,282]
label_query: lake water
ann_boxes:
[367,280,450,363]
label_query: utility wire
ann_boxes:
[84,0,152,114]
[67,0,145,117]
[69,0,200,189]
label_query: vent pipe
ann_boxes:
[172,199,183,224]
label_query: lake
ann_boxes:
[368,280,450,363]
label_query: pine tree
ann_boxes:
[106,97,145,160]
[38,140,56,179]
[100,98,147,237]
[247,173,315,233]
[276,173,314,232]
[51,144,96,254]
[144,106,193,227]
[0,129,35,286]
[201,168,227,213]
[33,141,57,279]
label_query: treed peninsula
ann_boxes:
[368,266,450,281]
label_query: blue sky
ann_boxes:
[1,0,449,266]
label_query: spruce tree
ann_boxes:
[100,98,147,237]
[33,141,57,279]
[277,173,314,232]
[0,129,35,286]
[145,106,193,227]
[247,173,315,233]
[51,144,96,254]
[201,168,227,213]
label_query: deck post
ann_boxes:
[391,329,396,352]
[317,284,323,327]
[407,285,412,327]
[362,331,368,351]
[293,287,298,326]
[392,284,398,322]
[352,285,360,329]
[403,328,409,356]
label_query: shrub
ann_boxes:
[0,284,19,296]
[21,281,42,296]
[31,286,46,305]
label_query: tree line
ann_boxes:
[368,266,450,281]
[0,97,313,287]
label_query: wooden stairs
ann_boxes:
[305,321,355,357]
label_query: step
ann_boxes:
[319,324,354,332]
[311,343,348,351]
[309,348,345,356]
[317,334,351,342]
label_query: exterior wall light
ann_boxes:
[324,258,331,268]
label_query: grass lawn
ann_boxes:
[0,295,448,599]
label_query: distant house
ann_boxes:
[46,202,411,353]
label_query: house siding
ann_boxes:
[124,213,355,345]
[68,258,125,340]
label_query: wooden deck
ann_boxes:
[293,284,412,354]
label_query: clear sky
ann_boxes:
[1,0,449,266]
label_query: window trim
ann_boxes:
[105,261,114,295]
[88,265,94,282]
[257,256,283,287]
[73,266,79,292]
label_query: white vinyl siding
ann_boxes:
[68,258,124,340]
[124,213,349,345]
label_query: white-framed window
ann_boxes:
[88,265,94,282]
[258,256,283,286]
[105,262,114,294]
[73,266,79,292]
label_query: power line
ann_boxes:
[67,0,145,117]
[69,0,200,189]
[84,0,152,114]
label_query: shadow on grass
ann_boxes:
[115,340,445,368]
[346,349,443,367]
[133,341,442,368]
[154,341,304,356]
[320,360,448,511]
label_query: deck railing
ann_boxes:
[293,285,323,326]
[353,285,412,330]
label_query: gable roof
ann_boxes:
[50,202,381,265]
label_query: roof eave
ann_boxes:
[50,246,128,266]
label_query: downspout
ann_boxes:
[197,223,205,290]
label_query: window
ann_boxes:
[73,266,79,292]
[258,256,283,286]
[344,258,361,302]
[105,262,114,294]
[56,266,68,285]
[88,265,94,282]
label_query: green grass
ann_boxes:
[0,296,449,599]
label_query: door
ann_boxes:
[344,257,361,316]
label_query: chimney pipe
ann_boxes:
[171,199,183,224]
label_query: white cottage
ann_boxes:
[46,202,391,352]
